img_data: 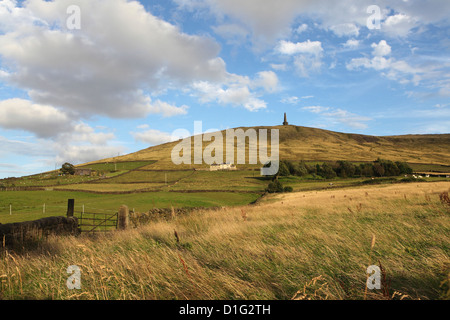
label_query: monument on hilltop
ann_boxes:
[283,113,289,126]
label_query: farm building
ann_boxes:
[210,163,237,171]
[74,168,93,176]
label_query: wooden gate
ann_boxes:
[78,211,118,233]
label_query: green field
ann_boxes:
[103,170,195,184]
[77,160,157,172]
[1,160,449,225]
[0,190,259,224]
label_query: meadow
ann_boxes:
[0,125,449,300]
[1,181,448,300]
[0,190,259,224]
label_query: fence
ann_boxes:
[77,211,118,234]
[1,200,135,248]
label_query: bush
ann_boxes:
[284,186,293,192]
[60,162,75,175]
[362,177,397,185]
[400,177,426,183]
[266,181,284,193]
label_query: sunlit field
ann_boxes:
[1,182,448,300]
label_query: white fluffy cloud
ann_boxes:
[346,40,430,86]
[0,98,73,137]
[329,23,359,37]
[0,0,228,119]
[191,70,278,111]
[147,100,189,118]
[132,128,176,146]
[303,105,372,130]
[276,40,323,56]
[372,40,391,57]
[383,14,418,37]
[253,71,279,93]
[343,39,360,49]
[52,122,124,165]
[276,40,323,77]
[175,0,450,44]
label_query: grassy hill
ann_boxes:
[1,126,449,301]
[86,125,450,169]
[1,125,448,224]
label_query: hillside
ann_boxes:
[86,125,450,169]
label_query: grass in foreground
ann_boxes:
[1,182,449,300]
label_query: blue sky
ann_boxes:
[0,0,449,178]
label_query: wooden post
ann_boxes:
[67,199,75,217]
[118,205,129,230]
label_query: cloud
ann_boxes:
[276,40,323,77]
[148,100,189,118]
[322,109,372,129]
[175,0,450,46]
[190,70,277,111]
[0,0,227,119]
[295,23,308,34]
[383,14,418,37]
[302,106,330,114]
[0,135,53,158]
[276,40,323,56]
[372,40,391,57]
[132,128,177,146]
[303,106,371,129]
[0,98,73,138]
[212,23,250,44]
[329,23,359,37]
[52,122,124,165]
[252,71,279,93]
[345,40,444,87]
[343,39,360,49]
[270,63,287,71]
[175,0,311,49]
[281,96,299,105]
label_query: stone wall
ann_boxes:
[0,216,79,248]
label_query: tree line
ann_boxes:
[267,158,413,179]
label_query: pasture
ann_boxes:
[0,181,448,300]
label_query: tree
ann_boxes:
[292,161,308,176]
[278,161,291,176]
[359,163,375,177]
[373,162,385,177]
[376,159,400,176]
[318,163,337,179]
[335,161,356,178]
[60,162,75,175]
[395,161,413,175]
[266,180,284,193]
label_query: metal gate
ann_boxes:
[78,211,118,233]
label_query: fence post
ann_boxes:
[118,205,129,230]
[67,199,75,217]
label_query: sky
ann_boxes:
[0,0,449,178]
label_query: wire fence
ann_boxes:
[0,204,117,216]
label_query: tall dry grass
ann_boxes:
[1,182,449,300]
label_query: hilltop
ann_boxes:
[86,125,450,169]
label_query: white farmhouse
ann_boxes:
[210,163,237,171]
